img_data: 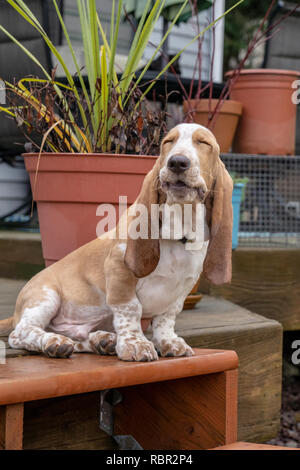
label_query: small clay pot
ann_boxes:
[183,278,203,310]
[183,99,243,153]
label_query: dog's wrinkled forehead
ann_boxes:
[175,123,216,142]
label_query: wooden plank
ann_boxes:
[200,248,300,331]
[0,336,37,358]
[23,393,115,450]
[175,298,283,443]
[0,403,24,450]
[0,349,238,406]
[114,370,238,450]
[0,278,26,322]
[224,370,238,445]
[0,232,43,280]
[211,441,300,450]
[0,349,238,405]
[22,372,236,450]
[0,278,33,358]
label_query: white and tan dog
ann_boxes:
[0,123,233,362]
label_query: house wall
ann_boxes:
[142,15,212,80]
[63,0,224,81]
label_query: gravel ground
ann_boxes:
[266,376,300,448]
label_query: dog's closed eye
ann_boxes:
[194,139,211,147]
[163,138,175,145]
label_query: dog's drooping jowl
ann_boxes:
[0,124,233,361]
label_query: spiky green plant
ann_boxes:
[0,0,244,153]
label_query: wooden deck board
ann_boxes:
[0,349,238,406]
[175,298,282,444]
[0,232,44,280]
[0,278,26,321]
[201,248,300,331]
[0,347,239,450]
[211,441,300,450]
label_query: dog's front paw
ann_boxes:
[116,335,158,362]
[43,334,74,358]
[154,337,194,358]
[89,331,117,355]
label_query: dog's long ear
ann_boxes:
[203,161,233,285]
[124,160,162,278]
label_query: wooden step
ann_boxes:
[0,348,239,450]
[202,247,300,331]
[0,279,283,443]
[211,441,299,450]
[0,348,238,405]
[175,297,282,443]
[0,230,43,279]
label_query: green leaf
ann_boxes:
[121,0,166,94]
[125,0,189,105]
[100,45,108,150]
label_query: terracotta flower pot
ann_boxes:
[24,153,157,266]
[183,99,243,153]
[226,69,300,155]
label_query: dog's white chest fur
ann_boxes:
[136,239,208,317]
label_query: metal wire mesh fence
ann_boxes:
[221,154,300,248]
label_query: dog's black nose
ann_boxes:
[167,155,191,174]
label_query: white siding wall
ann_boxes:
[143,12,213,80]
[63,0,224,81]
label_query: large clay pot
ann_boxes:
[24,153,157,266]
[183,99,243,153]
[226,69,300,155]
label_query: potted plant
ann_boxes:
[0,0,243,266]
[181,1,242,153]
[225,1,300,155]
[182,0,299,154]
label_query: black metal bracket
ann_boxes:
[99,389,143,450]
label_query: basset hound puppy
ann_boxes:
[0,123,233,362]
